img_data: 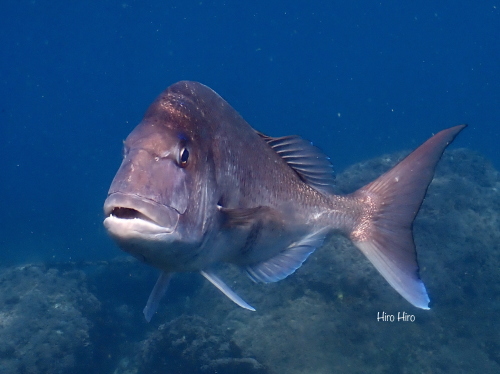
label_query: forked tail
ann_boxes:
[350,125,466,309]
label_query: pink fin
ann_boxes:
[350,125,466,309]
[143,271,172,322]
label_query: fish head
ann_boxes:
[103,83,219,271]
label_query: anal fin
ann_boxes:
[246,230,326,283]
[201,270,256,311]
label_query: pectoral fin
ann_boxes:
[143,271,172,322]
[218,205,280,228]
[201,270,256,311]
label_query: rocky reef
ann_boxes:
[121,314,267,374]
[1,148,498,373]
[0,265,99,374]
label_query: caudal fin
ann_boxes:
[350,125,466,309]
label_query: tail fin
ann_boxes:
[350,125,466,309]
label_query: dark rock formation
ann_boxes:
[0,265,100,374]
[116,315,267,374]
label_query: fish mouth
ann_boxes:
[103,192,180,233]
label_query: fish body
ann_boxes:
[103,81,465,321]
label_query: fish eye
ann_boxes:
[179,147,189,168]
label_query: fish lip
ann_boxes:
[103,192,180,232]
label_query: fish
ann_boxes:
[103,81,466,322]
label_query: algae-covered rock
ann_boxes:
[0,265,100,374]
[115,314,267,374]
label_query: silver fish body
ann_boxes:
[103,81,465,321]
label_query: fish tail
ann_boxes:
[349,125,466,309]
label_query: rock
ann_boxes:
[116,314,267,374]
[0,265,100,374]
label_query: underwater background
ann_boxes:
[0,1,499,373]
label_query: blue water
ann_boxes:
[1,1,498,264]
[0,1,498,372]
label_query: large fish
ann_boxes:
[103,81,465,322]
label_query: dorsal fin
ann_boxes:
[257,132,336,195]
